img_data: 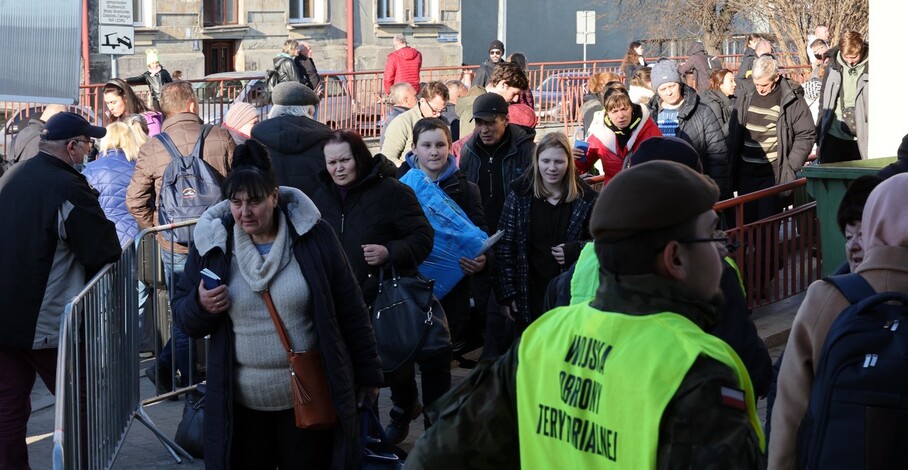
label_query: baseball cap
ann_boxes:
[40,112,106,141]
[471,93,509,122]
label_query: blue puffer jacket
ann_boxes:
[82,149,137,246]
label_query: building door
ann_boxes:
[203,40,235,75]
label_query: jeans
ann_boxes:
[158,249,199,386]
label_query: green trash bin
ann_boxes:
[802,157,897,276]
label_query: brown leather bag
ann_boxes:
[261,290,339,429]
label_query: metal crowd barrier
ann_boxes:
[52,220,205,469]
[52,242,140,469]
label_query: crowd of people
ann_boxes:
[1,24,901,470]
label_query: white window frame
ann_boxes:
[289,0,327,24]
[133,0,154,27]
[377,0,405,23]
[413,0,439,23]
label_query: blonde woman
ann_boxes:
[81,120,147,245]
[495,132,598,338]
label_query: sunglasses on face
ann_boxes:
[490,50,503,56]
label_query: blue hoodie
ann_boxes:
[402,152,459,185]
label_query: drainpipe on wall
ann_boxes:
[82,0,90,85]
[346,0,355,74]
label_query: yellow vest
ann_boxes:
[516,305,765,469]
[569,245,746,304]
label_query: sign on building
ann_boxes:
[99,0,135,56]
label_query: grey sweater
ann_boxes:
[228,213,317,411]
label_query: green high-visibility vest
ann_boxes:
[569,244,746,304]
[516,305,765,468]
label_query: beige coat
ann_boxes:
[126,112,235,251]
[768,246,908,469]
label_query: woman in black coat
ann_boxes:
[700,68,737,138]
[172,141,383,469]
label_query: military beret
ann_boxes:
[590,160,719,242]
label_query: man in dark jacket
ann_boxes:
[736,33,762,80]
[459,93,535,359]
[126,81,235,393]
[252,81,332,197]
[678,41,712,91]
[406,161,765,469]
[6,104,67,166]
[383,34,422,95]
[0,113,121,469]
[472,39,506,89]
[649,59,730,198]
[728,55,815,223]
[293,41,322,94]
[379,82,417,147]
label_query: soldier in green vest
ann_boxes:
[405,160,765,469]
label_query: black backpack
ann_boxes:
[795,273,908,469]
[156,125,224,245]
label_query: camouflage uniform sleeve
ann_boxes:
[404,344,522,470]
[657,356,766,470]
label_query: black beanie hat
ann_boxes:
[489,40,505,53]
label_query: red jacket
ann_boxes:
[383,47,423,94]
[577,106,661,184]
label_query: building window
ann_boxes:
[377,0,404,23]
[132,0,152,26]
[290,0,326,23]
[413,0,438,23]
[203,0,237,26]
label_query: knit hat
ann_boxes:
[626,136,702,172]
[650,59,681,91]
[489,40,505,53]
[146,49,160,66]
[272,81,319,106]
[590,160,718,243]
[223,102,258,130]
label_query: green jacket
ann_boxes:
[380,105,428,166]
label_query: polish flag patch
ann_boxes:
[720,386,746,411]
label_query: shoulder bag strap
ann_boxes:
[154,132,184,161]
[261,290,294,353]
[824,273,877,305]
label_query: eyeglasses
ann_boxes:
[678,230,739,253]
[489,50,503,56]
[71,139,93,149]
[421,98,445,116]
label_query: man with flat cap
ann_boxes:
[0,112,121,468]
[252,81,336,197]
[406,161,766,469]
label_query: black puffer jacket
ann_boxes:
[700,88,734,138]
[472,59,498,88]
[311,154,434,303]
[649,85,730,197]
[250,115,333,197]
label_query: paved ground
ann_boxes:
[26,295,798,469]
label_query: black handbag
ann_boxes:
[360,404,406,469]
[370,262,451,373]
[174,384,205,458]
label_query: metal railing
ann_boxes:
[586,174,822,309]
[53,243,139,469]
[52,220,206,469]
[0,56,814,158]
[715,179,822,308]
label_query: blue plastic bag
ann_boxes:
[400,169,487,299]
